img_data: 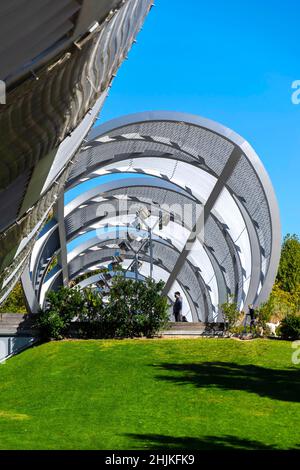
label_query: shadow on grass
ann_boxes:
[124,433,295,450]
[152,362,300,402]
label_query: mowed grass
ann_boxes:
[0,338,299,450]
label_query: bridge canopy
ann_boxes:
[22,111,281,322]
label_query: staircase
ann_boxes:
[161,322,207,337]
[0,314,38,362]
[0,313,37,335]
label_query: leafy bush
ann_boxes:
[37,309,66,340]
[277,314,300,340]
[36,287,86,339]
[256,301,273,335]
[76,288,106,338]
[220,298,241,331]
[107,277,169,338]
[229,325,250,336]
[37,277,169,340]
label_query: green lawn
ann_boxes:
[0,338,299,450]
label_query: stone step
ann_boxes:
[166,322,206,329]
[0,318,32,325]
[162,330,205,335]
[0,313,26,318]
[0,319,24,323]
[161,322,206,336]
[161,322,225,337]
[0,329,36,336]
[0,314,36,333]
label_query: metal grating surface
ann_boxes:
[0,0,152,303]
[0,0,81,83]
[0,169,31,231]
[227,154,271,274]
[96,121,234,175]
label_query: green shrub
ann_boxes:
[76,289,107,338]
[106,277,169,338]
[277,314,300,340]
[220,298,241,331]
[229,325,249,336]
[256,301,273,336]
[37,309,66,340]
[36,287,86,339]
[37,277,169,340]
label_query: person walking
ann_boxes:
[248,304,256,332]
[173,291,183,322]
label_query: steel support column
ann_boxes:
[163,147,242,296]
[54,193,69,286]
[21,264,40,314]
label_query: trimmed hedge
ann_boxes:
[278,314,300,340]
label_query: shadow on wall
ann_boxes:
[151,361,300,403]
[123,433,299,450]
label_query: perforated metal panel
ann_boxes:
[0,0,81,83]
[227,154,272,275]
[0,0,153,303]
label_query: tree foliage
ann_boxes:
[73,268,106,285]
[276,234,300,294]
[257,282,299,324]
[259,234,300,338]
[0,282,27,314]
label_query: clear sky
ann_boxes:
[93,0,300,238]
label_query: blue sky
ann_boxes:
[91,0,300,238]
